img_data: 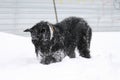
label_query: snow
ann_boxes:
[0,32,120,80]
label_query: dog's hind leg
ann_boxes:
[77,30,91,58]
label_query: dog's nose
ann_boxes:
[40,55,55,65]
[40,58,51,65]
[44,60,51,65]
[40,61,50,65]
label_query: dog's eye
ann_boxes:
[41,29,45,33]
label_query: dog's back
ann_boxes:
[55,17,89,31]
[55,17,92,58]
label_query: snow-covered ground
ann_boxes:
[0,32,120,80]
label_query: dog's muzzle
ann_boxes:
[40,55,56,65]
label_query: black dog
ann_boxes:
[24,17,92,64]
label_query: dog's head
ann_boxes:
[24,21,55,43]
[24,21,56,64]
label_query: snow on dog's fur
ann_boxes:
[24,17,92,65]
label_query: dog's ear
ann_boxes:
[24,28,31,32]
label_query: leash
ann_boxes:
[53,0,58,23]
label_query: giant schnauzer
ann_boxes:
[24,17,92,64]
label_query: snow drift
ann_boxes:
[0,32,120,80]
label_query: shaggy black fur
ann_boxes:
[24,17,92,65]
